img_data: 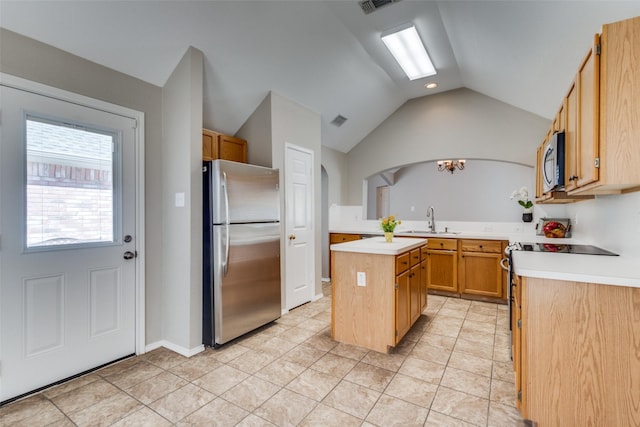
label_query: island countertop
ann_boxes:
[330,236,427,255]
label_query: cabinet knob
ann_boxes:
[289,234,296,240]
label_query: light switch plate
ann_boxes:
[357,271,366,287]
[175,192,185,207]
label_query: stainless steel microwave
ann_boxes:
[542,131,565,193]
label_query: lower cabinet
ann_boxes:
[395,269,410,344]
[331,242,428,352]
[420,246,428,311]
[395,247,426,344]
[426,238,458,293]
[516,276,640,426]
[459,239,505,299]
[512,274,522,411]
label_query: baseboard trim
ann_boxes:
[145,340,204,358]
[312,292,324,302]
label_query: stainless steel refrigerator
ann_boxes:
[203,159,281,347]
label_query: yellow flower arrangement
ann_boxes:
[380,215,401,232]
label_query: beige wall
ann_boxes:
[236,93,273,168]
[0,28,166,345]
[270,92,323,301]
[321,146,348,207]
[346,88,550,204]
[161,47,204,353]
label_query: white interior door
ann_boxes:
[284,144,314,310]
[0,84,137,402]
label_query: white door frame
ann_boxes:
[0,73,146,355]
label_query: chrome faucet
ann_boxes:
[427,206,436,232]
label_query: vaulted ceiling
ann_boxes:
[2,1,639,153]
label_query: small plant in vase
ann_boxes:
[381,215,401,242]
[510,187,534,222]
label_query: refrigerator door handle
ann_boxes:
[222,172,230,225]
[222,172,230,276]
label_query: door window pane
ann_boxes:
[26,115,116,248]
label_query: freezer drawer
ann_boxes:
[212,223,281,345]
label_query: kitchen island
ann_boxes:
[330,236,427,353]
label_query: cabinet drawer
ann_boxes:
[396,252,411,274]
[330,233,361,244]
[460,239,502,253]
[426,238,457,251]
[410,248,421,266]
[421,246,429,260]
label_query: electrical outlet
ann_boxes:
[357,272,366,287]
[573,214,579,225]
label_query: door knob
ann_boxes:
[123,251,136,260]
[289,234,296,240]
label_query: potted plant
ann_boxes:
[510,187,534,222]
[381,215,401,242]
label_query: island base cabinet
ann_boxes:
[520,277,640,426]
[331,251,396,353]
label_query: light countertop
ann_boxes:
[330,236,427,255]
[512,251,640,288]
[329,226,639,288]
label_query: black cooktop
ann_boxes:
[517,242,619,256]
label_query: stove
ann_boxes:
[514,242,618,256]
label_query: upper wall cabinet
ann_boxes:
[537,16,640,203]
[202,128,247,163]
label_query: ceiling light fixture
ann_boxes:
[381,24,436,80]
[425,82,438,89]
[437,160,465,174]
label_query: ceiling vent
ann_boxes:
[358,0,401,15]
[330,115,348,127]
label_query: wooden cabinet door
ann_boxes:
[395,269,410,344]
[564,81,579,192]
[218,134,247,163]
[420,258,428,311]
[409,264,421,324]
[459,251,503,298]
[202,129,220,161]
[575,36,600,189]
[427,249,457,292]
[535,144,544,200]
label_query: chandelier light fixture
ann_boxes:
[437,159,466,174]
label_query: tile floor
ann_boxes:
[1,286,525,426]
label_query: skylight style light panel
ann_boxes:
[381,25,436,80]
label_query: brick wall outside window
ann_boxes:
[26,162,113,246]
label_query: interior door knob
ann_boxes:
[123,251,135,260]
[289,234,296,240]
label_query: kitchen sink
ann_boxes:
[402,230,460,235]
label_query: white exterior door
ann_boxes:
[0,84,138,402]
[284,144,314,310]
